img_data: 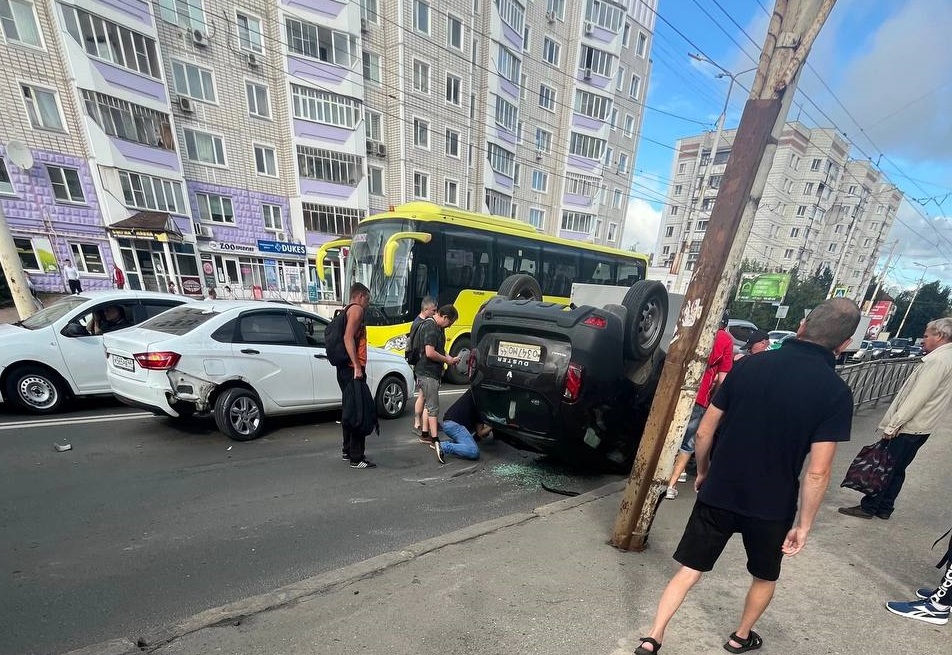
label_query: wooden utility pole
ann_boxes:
[612,0,837,551]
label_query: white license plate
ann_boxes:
[112,354,135,372]
[497,340,541,362]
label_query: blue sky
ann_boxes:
[625,0,952,295]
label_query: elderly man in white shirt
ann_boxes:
[840,317,952,520]
[63,260,82,294]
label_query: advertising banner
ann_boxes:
[867,300,894,339]
[735,273,791,303]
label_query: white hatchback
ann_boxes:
[103,301,413,441]
[0,291,187,413]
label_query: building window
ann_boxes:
[579,45,615,78]
[119,171,185,214]
[62,7,160,77]
[360,0,379,22]
[236,11,263,53]
[292,85,360,128]
[670,205,679,216]
[367,166,384,196]
[495,0,525,32]
[21,84,64,131]
[46,165,84,203]
[496,43,521,84]
[254,144,277,176]
[538,84,556,111]
[664,226,673,237]
[674,184,682,196]
[14,237,38,269]
[0,160,13,195]
[618,153,628,173]
[302,203,363,235]
[158,0,205,30]
[444,178,459,206]
[834,224,843,234]
[523,25,530,52]
[611,188,622,208]
[297,146,362,185]
[171,61,216,102]
[447,14,463,49]
[494,95,518,132]
[364,110,382,141]
[0,0,41,47]
[246,82,270,118]
[70,242,105,274]
[623,114,635,137]
[828,243,837,253]
[183,129,226,165]
[629,74,641,100]
[636,31,647,56]
[262,204,282,231]
[561,211,594,233]
[413,0,430,33]
[445,74,461,105]
[531,170,548,192]
[362,51,381,83]
[196,192,235,223]
[810,158,821,171]
[413,118,430,148]
[568,132,605,159]
[81,91,172,149]
[412,59,430,93]
[565,172,598,197]
[528,208,544,229]
[678,162,686,174]
[607,222,618,241]
[285,17,357,67]
[445,129,460,157]
[790,227,800,238]
[586,0,624,30]
[796,205,806,216]
[542,36,560,65]
[803,182,814,195]
[535,128,552,153]
[546,0,565,19]
[789,154,800,170]
[413,171,429,199]
[574,89,612,120]
[615,66,625,91]
[784,248,794,259]
[485,189,512,216]
[487,143,515,178]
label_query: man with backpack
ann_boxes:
[416,305,460,447]
[408,296,437,438]
[328,283,376,469]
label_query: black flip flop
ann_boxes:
[635,636,661,655]
[723,630,763,653]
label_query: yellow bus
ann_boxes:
[317,202,649,383]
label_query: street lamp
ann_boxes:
[894,261,949,338]
[672,56,756,293]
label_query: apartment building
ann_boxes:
[655,122,900,302]
[2,0,655,299]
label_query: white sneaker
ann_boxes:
[665,486,678,500]
[677,472,688,483]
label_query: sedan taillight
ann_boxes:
[563,363,583,402]
[134,352,181,370]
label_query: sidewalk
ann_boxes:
[0,293,68,323]
[67,404,949,655]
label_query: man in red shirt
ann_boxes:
[666,313,735,499]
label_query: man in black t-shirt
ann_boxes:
[415,304,460,445]
[635,298,860,655]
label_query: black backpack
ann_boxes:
[324,303,356,367]
[405,317,432,366]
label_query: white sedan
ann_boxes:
[103,301,414,441]
[0,291,187,413]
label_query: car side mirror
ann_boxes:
[62,323,91,338]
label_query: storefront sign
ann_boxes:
[208,241,256,254]
[181,276,203,295]
[307,283,319,302]
[257,239,307,257]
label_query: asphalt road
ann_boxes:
[0,391,621,655]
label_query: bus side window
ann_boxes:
[616,263,643,286]
[415,264,429,299]
[541,248,580,297]
[445,233,491,292]
[580,255,614,285]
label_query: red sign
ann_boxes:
[867,300,893,338]
[181,276,203,296]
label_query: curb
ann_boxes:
[61,479,626,655]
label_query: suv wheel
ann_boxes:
[498,274,542,300]
[622,280,668,361]
[443,336,471,385]
[6,365,68,414]
[214,387,264,441]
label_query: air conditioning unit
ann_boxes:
[360,17,369,33]
[177,96,194,113]
[193,222,213,238]
[535,149,544,161]
[583,67,592,81]
[584,22,594,34]
[366,140,376,155]
[545,10,556,23]
[246,52,259,68]
[375,143,387,157]
[192,29,209,47]
[276,231,288,242]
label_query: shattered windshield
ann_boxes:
[346,220,416,326]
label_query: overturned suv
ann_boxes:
[470,276,668,471]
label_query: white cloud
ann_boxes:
[622,198,662,255]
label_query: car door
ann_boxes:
[289,311,341,408]
[56,300,141,394]
[231,309,315,408]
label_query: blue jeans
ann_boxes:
[679,403,706,454]
[441,421,479,460]
[860,433,928,517]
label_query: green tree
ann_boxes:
[887,281,952,338]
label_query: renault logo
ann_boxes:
[506,370,513,382]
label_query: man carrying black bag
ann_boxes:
[335,283,377,469]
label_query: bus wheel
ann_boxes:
[622,280,668,361]
[443,336,472,385]
[498,274,542,300]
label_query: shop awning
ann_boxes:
[107,212,184,243]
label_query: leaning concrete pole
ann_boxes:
[0,204,36,320]
[612,0,837,551]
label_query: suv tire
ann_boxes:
[214,387,264,441]
[498,274,542,300]
[443,336,471,385]
[622,280,668,361]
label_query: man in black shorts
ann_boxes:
[635,298,860,655]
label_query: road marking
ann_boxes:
[0,412,154,431]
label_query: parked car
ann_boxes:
[103,302,413,441]
[887,337,913,358]
[469,280,669,471]
[767,330,796,347]
[908,345,924,357]
[850,340,873,362]
[868,340,890,360]
[0,291,187,413]
[726,319,760,354]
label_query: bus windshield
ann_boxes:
[347,219,416,326]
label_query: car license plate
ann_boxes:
[496,340,541,362]
[112,354,134,372]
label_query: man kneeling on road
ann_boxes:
[434,389,491,464]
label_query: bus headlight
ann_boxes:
[384,334,410,352]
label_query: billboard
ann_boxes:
[735,273,791,303]
[867,300,894,339]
